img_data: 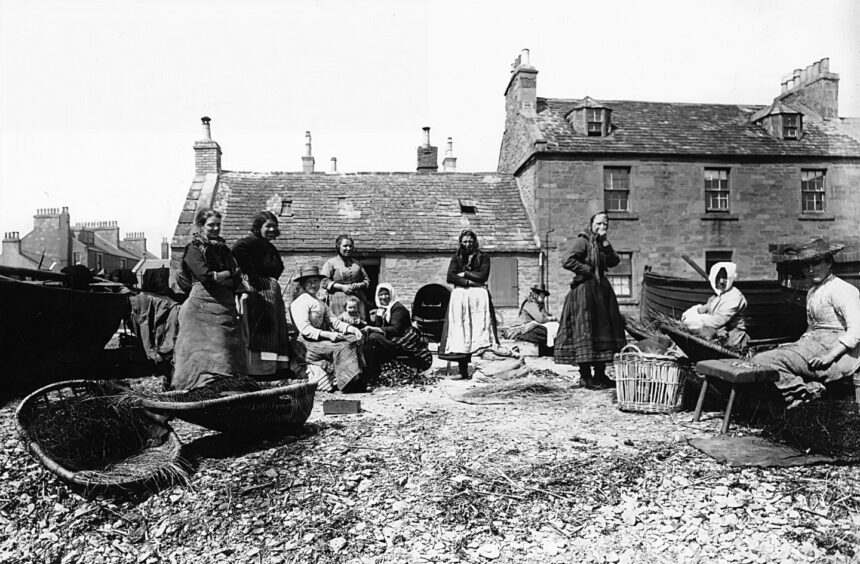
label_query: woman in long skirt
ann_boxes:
[232,211,291,378]
[438,229,500,380]
[554,206,626,389]
[173,208,248,390]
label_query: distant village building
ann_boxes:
[499,50,860,309]
[173,52,860,320]
[172,121,539,322]
[1,207,157,274]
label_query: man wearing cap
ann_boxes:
[503,285,559,356]
[752,238,860,408]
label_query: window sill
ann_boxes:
[798,214,835,221]
[700,213,739,221]
[607,213,639,221]
[616,298,639,306]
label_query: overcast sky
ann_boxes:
[1,0,858,254]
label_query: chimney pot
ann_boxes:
[820,57,830,72]
[521,48,530,66]
[201,116,212,140]
[330,157,337,173]
[302,131,315,173]
[422,127,431,148]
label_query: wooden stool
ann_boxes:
[693,359,779,434]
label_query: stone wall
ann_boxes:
[530,157,860,305]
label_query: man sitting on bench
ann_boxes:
[751,239,860,408]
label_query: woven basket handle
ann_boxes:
[619,343,644,356]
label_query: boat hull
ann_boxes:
[640,271,806,343]
[0,275,129,360]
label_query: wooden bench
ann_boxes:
[692,359,779,434]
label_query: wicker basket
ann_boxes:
[136,381,317,434]
[15,380,188,489]
[612,344,691,413]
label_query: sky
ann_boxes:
[1,0,858,255]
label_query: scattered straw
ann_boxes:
[460,379,571,400]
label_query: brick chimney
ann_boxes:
[83,220,120,248]
[505,48,538,118]
[123,231,147,258]
[417,127,438,173]
[776,58,839,120]
[2,231,22,264]
[161,237,170,260]
[194,116,222,175]
[302,131,315,173]
[30,207,72,270]
[442,137,457,172]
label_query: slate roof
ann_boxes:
[217,172,537,253]
[534,98,860,157]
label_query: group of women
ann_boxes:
[171,203,858,409]
[172,208,433,392]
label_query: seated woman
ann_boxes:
[363,284,433,375]
[503,286,559,356]
[752,239,860,408]
[289,265,367,393]
[680,262,750,350]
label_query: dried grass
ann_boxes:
[763,400,860,461]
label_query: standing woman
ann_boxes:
[321,235,373,320]
[439,229,500,380]
[554,206,626,389]
[173,208,247,390]
[231,211,291,378]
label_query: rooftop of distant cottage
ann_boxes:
[210,171,538,253]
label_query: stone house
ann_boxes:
[1,207,155,274]
[499,50,860,311]
[172,122,539,324]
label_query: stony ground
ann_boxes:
[1,355,859,564]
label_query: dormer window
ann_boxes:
[459,199,477,214]
[587,109,604,136]
[565,97,612,137]
[782,114,800,139]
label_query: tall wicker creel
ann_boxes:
[136,382,317,434]
[15,380,188,490]
[612,344,692,414]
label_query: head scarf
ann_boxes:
[580,209,608,282]
[375,283,398,323]
[708,262,737,295]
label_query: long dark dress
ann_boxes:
[173,234,247,390]
[554,233,626,365]
[232,234,291,374]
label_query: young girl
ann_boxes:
[338,296,367,329]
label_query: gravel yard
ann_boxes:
[1,356,859,564]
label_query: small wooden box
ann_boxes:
[695,359,779,385]
[323,399,362,415]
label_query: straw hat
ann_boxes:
[295,265,323,282]
[779,238,844,263]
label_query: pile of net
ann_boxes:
[16,380,187,489]
[763,400,860,461]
